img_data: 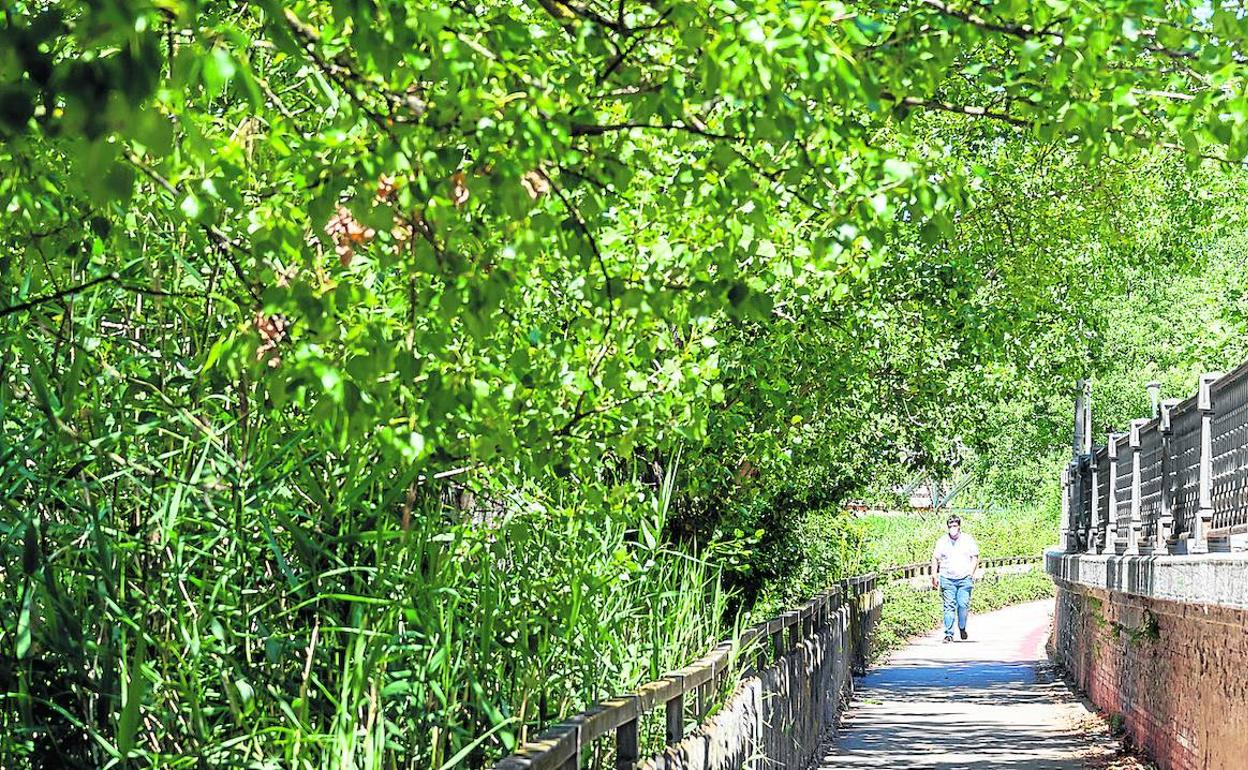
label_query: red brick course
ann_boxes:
[1050,582,1248,770]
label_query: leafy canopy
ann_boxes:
[4,0,1246,476]
[4,2,1248,767]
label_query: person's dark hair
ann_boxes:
[946,515,961,526]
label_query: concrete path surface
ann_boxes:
[816,599,1118,770]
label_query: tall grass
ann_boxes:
[0,383,729,769]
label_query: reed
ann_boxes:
[0,393,729,769]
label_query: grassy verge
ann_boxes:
[859,506,1059,566]
[871,568,1055,661]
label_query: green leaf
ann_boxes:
[117,634,148,758]
[180,193,202,221]
[883,158,915,181]
[202,47,237,98]
[15,582,33,660]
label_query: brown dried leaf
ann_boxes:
[521,169,551,200]
[450,171,469,207]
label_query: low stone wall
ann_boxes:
[1047,552,1248,770]
[637,588,882,770]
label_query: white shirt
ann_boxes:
[933,533,979,579]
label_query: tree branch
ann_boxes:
[126,152,262,302]
[570,121,746,142]
[918,0,1198,60]
[535,0,668,35]
[886,91,1238,166]
[0,273,119,319]
[549,178,616,383]
[598,6,675,84]
[918,0,1038,39]
[886,91,1033,127]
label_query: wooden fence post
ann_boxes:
[1191,373,1220,554]
[665,685,684,745]
[616,702,639,770]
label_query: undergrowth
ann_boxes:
[859,506,1060,566]
[872,568,1056,661]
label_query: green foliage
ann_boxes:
[873,568,1056,660]
[1110,608,1161,648]
[5,1,1248,768]
[859,506,1060,566]
[748,507,871,619]
[675,146,1244,565]
[4,1,1247,483]
[955,179,1248,506]
[1087,231,1248,438]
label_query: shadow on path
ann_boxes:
[816,600,1116,770]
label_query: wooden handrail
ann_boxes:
[494,555,1041,769]
[879,553,1044,581]
[493,576,878,770]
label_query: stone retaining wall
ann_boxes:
[637,589,882,770]
[1047,552,1248,770]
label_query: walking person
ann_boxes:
[930,515,980,643]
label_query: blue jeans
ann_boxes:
[940,575,973,637]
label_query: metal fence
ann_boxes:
[1063,362,1248,554]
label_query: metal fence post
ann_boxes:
[1060,464,1073,552]
[1106,432,1121,553]
[1191,373,1220,554]
[1147,380,1162,417]
[1073,459,1083,549]
[1125,419,1147,554]
[1074,378,1092,455]
[1158,398,1179,553]
[1066,379,1091,552]
[1096,449,1110,555]
[1089,451,1100,554]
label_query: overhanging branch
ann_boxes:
[0,273,119,319]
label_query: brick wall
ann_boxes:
[1050,581,1248,770]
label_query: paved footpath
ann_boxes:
[817,599,1119,770]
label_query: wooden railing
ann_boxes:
[493,574,879,770]
[491,549,1048,770]
[1063,361,1248,555]
[882,554,1043,581]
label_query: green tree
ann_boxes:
[4,1,1248,767]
